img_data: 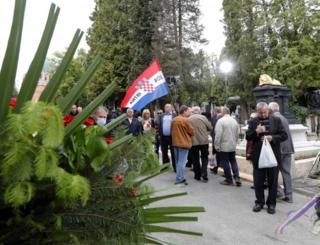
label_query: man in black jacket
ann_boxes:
[123,108,143,136]
[246,102,287,214]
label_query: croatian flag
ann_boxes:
[121,60,169,111]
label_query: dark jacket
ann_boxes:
[158,112,176,138]
[246,115,288,168]
[273,112,294,154]
[123,117,143,136]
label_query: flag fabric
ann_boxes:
[121,60,169,111]
[275,194,320,234]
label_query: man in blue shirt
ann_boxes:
[159,104,176,171]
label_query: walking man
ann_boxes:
[188,106,212,182]
[159,104,176,171]
[269,102,294,203]
[172,105,195,185]
[246,102,287,214]
[214,107,242,186]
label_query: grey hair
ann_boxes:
[256,102,268,110]
[95,106,108,114]
[92,106,108,119]
[127,108,134,113]
[214,106,222,114]
[268,102,280,112]
[222,106,230,115]
[192,106,201,114]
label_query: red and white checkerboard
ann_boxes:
[141,81,155,92]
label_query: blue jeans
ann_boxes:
[174,147,189,182]
[220,151,240,182]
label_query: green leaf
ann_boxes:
[14,3,60,112]
[55,169,91,206]
[4,182,34,208]
[0,0,26,123]
[143,206,206,215]
[64,81,117,137]
[39,29,83,102]
[57,56,102,114]
[144,225,203,236]
[108,134,134,150]
[35,148,59,180]
[41,104,64,148]
[144,215,198,224]
[141,192,188,206]
[104,113,127,132]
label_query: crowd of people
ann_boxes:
[64,101,294,215]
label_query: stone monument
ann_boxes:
[236,74,320,179]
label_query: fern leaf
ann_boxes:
[2,142,33,183]
[55,169,91,206]
[41,104,64,148]
[4,182,34,208]
[35,147,59,180]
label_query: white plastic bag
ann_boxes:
[258,138,278,168]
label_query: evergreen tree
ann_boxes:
[87,0,159,104]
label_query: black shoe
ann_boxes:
[253,204,264,212]
[194,177,201,181]
[220,180,233,186]
[175,179,188,185]
[235,177,242,187]
[202,177,208,183]
[267,205,276,214]
[282,196,293,203]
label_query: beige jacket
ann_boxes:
[214,115,239,152]
[188,114,212,146]
[172,115,195,149]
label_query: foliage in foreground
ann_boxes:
[0,1,204,244]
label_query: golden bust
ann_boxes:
[259,74,282,86]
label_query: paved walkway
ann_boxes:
[148,169,319,245]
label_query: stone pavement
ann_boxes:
[148,168,319,245]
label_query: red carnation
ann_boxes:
[63,115,75,126]
[84,117,95,126]
[113,175,123,185]
[104,137,113,144]
[10,98,16,108]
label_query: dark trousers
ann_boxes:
[190,145,209,179]
[155,134,160,156]
[253,166,279,207]
[160,136,176,171]
[220,151,239,182]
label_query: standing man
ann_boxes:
[211,106,223,174]
[123,108,143,136]
[214,107,241,187]
[171,105,195,185]
[269,102,294,203]
[188,106,213,182]
[159,104,176,171]
[246,102,287,214]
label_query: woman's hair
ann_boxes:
[142,109,151,120]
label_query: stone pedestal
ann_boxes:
[236,84,320,179]
[253,85,297,124]
[237,125,320,179]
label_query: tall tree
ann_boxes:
[87,0,158,105]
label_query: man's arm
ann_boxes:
[246,119,259,141]
[214,120,222,151]
[271,117,288,144]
